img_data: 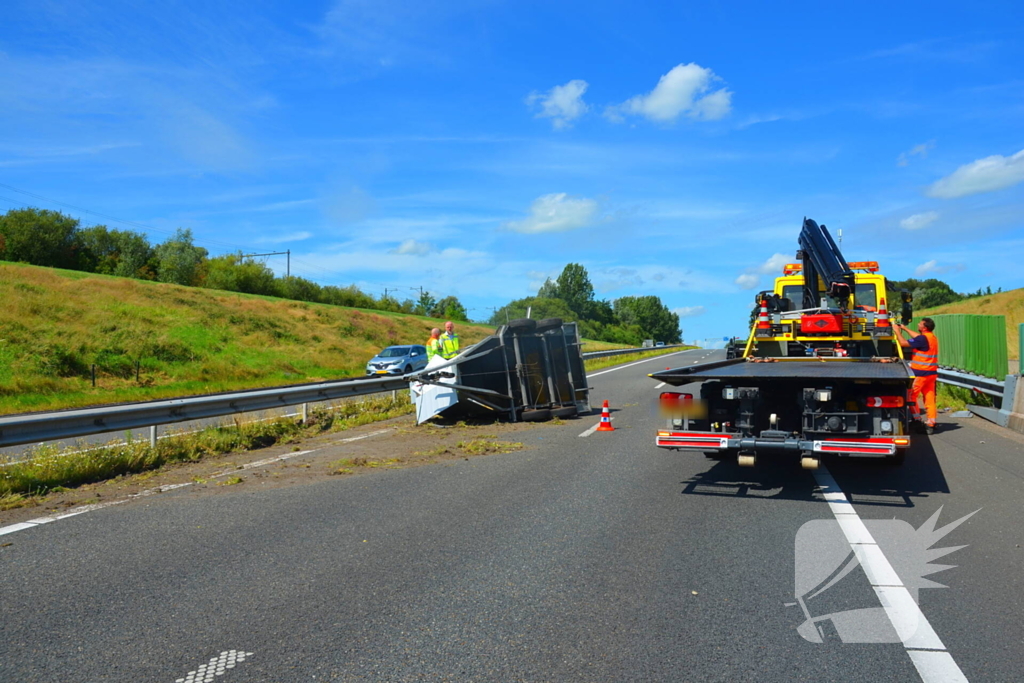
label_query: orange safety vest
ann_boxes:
[908,331,939,375]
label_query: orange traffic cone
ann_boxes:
[596,399,615,432]
[876,297,891,331]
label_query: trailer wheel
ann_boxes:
[551,405,578,418]
[534,317,564,333]
[521,408,552,422]
[506,318,537,333]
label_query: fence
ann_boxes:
[929,314,1008,380]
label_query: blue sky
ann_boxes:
[1,1,1022,342]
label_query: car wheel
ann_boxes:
[534,317,563,333]
[506,318,537,333]
[521,408,552,422]
[404,365,413,374]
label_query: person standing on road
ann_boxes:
[895,317,939,434]
[426,328,442,361]
[439,320,460,360]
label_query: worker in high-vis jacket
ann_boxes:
[439,320,460,360]
[895,317,939,434]
[426,328,442,361]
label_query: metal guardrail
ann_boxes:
[936,367,1005,398]
[0,345,687,449]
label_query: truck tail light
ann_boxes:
[864,396,904,408]
[660,392,706,419]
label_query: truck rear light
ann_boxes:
[864,396,904,407]
[815,389,832,402]
[660,392,706,419]
[894,437,910,446]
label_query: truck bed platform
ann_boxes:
[650,358,913,386]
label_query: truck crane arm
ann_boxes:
[797,217,855,311]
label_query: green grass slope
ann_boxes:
[0,263,485,414]
[915,287,1023,360]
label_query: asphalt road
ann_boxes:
[2,347,1022,682]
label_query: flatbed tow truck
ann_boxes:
[651,218,915,469]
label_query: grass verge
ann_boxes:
[583,346,694,373]
[0,392,413,506]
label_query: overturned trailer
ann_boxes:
[410,318,590,423]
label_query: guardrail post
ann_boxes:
[149,425,157,448]
[301,402,308,425]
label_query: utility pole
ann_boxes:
[240,250,290,278]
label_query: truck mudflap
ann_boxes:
[655,430,910,456]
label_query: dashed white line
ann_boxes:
[588,350,692,378]
[813,466,968,682]
[578,418,613,437]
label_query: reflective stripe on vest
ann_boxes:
[909,331,939,373]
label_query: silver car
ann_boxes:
[365,345,428,375]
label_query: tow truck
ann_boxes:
[652,218,915,469]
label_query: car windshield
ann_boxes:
[377,347,410,358]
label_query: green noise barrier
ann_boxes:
[928,314,1008,379]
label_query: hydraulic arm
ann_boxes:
[797,218,855,311]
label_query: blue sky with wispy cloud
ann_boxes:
[2,0,1022,341]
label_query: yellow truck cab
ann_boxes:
[744,261,908,360]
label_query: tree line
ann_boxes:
[488,263,682,346]
[0,207,469,321]
[887,277,1003,310]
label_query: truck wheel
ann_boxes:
[521,408,552,422]
[551,405,578,418]
[534,317,563,333]
[506,318,537,333]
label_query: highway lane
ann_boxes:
[1,347,1021,682]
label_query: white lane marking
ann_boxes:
[588,350,693,378]
[655,382,666,389]
[176,650,253,683]
[813,466,968,682]
[0,431,394,537]
[578,418,613,437]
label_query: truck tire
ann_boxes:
[534,317,563,333]
[506,318,537,333]
[521,408,552,422]
[551,405,578,418]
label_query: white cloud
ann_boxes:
[926,148,1024,198]
[756,253,791,274]
[608,63,732,123]
[899,211,939,230]
[735,273,760,289]
[255,231,313,244]
[914,260,966,277]
[673,306,706,318]
[897,140,935,167]
[526,79,589,130]
[501,193,599,234]
[389,239,433,255]
[734,253,790,290]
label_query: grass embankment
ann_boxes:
[915,287,1024,361]
[583,345,694,373]
[0,392,414,508]
[0,262,500,414]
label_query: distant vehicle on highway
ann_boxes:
[366,345,428,375]
[655,341,666,347]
